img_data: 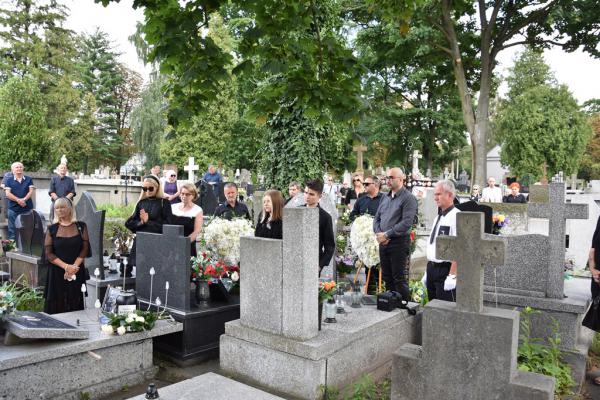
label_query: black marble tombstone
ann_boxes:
[9,210,47,287]
[456,201,493,234]
[15,210,45,257]
[195,181,219,215]
[135,224,239,365]
[75,192,106,279]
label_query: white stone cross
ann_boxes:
[183,157,199,183]
[411,150,422,177]
[528,182,587,298]
[436,212,506,313]
[353,144,367,172]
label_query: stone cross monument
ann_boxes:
[183,157,199,183]
[528,182,587,298]
[392,212,555,400]
[411,150,422,178]
[353,144,367,173]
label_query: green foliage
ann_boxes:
[260,105,327,191]
[0,277,44,313]
[579,106,600,180]
[506,48,556,99]
[319,375,391,400]
[0,76,49,170]
[107,309,157,332]
[97,204,135,219]
[131,77,168,169]
[496,85,592,179]
[517,307,575,396]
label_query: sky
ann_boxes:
[64,0,600,104]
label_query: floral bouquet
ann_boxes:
[319,281,337,303]
[350,215,379,267]
[0,285,16,321]
[2,239,16,253]
[409,279,428,305]
[492,213,510,235]
[102,310,158,335]
[203,217,254,264]
[336,233,348,252]
[409,225,418,254]
[335,253,355,276]
[339,210,351,226]
[190,252,240,285]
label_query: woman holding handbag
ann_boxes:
[44,197,91,314]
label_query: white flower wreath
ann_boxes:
[203,217,254,264]
[350,215,380,267]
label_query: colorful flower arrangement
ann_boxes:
[492,213,510,235]
[350,215,380,267]
[319,281,337,303]
[190,252,240,284]
[409,225,418,254]
[102,310,158,335]
[0,277,44,320]
[1,239,16,253]
[203,217,254,264]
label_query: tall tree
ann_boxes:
[77,29,125,169]
[114,63,143,166]
[578,99,600,181]
[372,0,600,185]
[495,50,592,178]
[0,76,49,170]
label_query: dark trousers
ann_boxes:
[379,236,410,301]
[426,261,456,302]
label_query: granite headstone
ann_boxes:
[15,210,45,257]
[136,225,191,311]
[196,181,219,215]
[4,311,89,344]
[75,192,106,279]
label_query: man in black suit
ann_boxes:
[303,179,335,276]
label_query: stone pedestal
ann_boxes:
[85,273,136,309]
[0,309,182,400]
[6,251,46,288]
[221,306,419,400]
[141,295,240,366]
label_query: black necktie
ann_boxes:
[429,215,442,244]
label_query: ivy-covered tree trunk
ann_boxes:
[261,106,326,191]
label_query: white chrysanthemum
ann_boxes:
[350,215,380,267]
[204,218,254,264]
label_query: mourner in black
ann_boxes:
[373,168,417,301]
[503,182,527,203]
[303,179,335,274]
[214,182,251,220]
[125,175,173,265]
[255,190,284,239]
[349,176,383,221]
[284,181,301,206]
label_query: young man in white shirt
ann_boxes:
[425,180,460,301]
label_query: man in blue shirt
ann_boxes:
[4,162,35,240]
[203,165,222,185]
[48,163,76,221]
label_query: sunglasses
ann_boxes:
[364,182,373,187]
[353,179,362,182]
[141,187,155,192]
[170,175,176,178]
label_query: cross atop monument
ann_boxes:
[184,157,199,183]
[353,144,367,173]
[436,212,506,313]
[411,150,422,178]
[528,182,587,298]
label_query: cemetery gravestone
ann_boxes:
[196,181,219,215]
[4,311,89,345]
[456,201,493,234]
[392,212,554,400]
[353,144,367,172]
[184,157,199,183]
[252,191,264,226]
[528,182,587,298]
[7,210,47,287]
[76,192,106,279]
[135,224,240,364]
[411,150,422,178]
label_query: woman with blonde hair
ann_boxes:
[171,183,203,256]
[44,197,91,314]
[344,173,366,209]
[254,189,284,239]
[125,175,173,266]
[163,169,181,204]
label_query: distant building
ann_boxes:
[486,145,509,183]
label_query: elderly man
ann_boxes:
[203,164,222,185]
[284,181,301,206]
[426,180,460,302]
[349,176,383,221]
[214,182,250,220]
[4,162,35,240]
[373,167,417,301]
[49,163,76,220]
[481,176,502,203]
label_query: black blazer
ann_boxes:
[317,205,335,269]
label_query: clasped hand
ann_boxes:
[592,269,600,283]
[64,264,79,280]
[376,232,390,246]
[140,209,149,224]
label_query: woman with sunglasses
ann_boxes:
[171,183,203,256]
[163,169,181,204]
[343,174,366,209]
[125,175,173,266]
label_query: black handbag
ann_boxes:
[582,293,600,332]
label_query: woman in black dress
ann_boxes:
[44,197,90,314]
[344,174,365,208]
[171,183,203,256]
[255,190,283,239]
[125,175,173,265]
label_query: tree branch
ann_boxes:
[478,0,488,31]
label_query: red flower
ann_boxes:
[410,231,415,242]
